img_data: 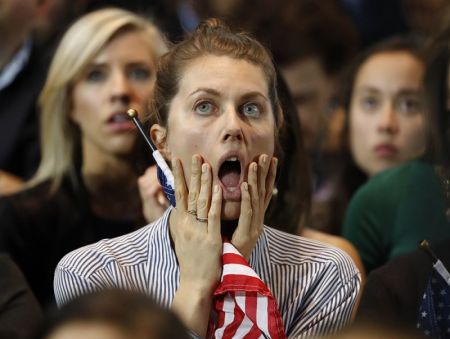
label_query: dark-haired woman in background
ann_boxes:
[342,30,450,274]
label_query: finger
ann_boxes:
[257,154,270,206]
[187,155,202,214]
[248,162,259,219]
[172,158,188,211]
[264,157,278,209]
[235,181,252,235]
[197,163,212,220]
[157,191,169,207]
[207,184,222,238]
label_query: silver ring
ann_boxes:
[187,210,197,216]
[196,217,208,223]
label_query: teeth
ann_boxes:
[227,157,238,161]
[112,115,128,122]
[227,187,237,192]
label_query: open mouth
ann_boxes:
[218,156,241,193]
[108,113,130,123]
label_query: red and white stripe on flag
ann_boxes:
[209,241,286,339]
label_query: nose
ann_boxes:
[222,107,244,142]
[110,71,131,105]
[378,103,399,134]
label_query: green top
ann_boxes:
[342,160,450,273]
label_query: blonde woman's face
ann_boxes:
[349,51,426,176]
[71,30,156,159]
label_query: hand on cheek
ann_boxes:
[232,154,278,260]
[171,155,222,294]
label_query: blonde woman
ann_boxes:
[0,8,168,308]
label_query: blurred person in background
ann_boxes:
[335,36,427,249]
[0,8,168,309]
[0,254,43,339]
[342,21,450,274]
[0,0,52,195]
[39,289,190,339]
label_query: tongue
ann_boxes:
[220,172,240,187]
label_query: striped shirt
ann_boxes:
[55,208,360,338]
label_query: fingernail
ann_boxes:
[214,184,219,193]
[242,182,248,191]
[192,155,197,166]
[262,155,267,164]
[253,163,257,172]
[202,163,208,173]
[274,158,278,167]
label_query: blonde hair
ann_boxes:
[32,8,168,193]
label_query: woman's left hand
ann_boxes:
[231,154,278,260]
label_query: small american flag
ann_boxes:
[417,259,450,338]
[209,241,286,339]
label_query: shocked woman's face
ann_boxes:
[154,55,275,220]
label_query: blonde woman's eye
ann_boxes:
[129,67,151,80]
[86,69,105,82]
[194,101,214,115]
[242,103,261,117]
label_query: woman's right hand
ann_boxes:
[170,155,222,337]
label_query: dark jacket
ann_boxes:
[0,42,50,179]
[356,238,450,329]
[0,174,141,308]
[0,254,43,338]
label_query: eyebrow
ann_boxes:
[189,88,268,101]
[356,86,420,96]
[87,61,151,68]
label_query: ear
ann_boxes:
[150,124,171,160]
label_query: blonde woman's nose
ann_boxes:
[110,71,132,101]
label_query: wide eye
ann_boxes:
[194,101,215,115]
[242,103,261,117]
[128,67,151,81]
[86,69,106,82]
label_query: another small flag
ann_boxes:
[417,259,450,338]
[209,241,286,339]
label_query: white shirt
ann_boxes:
[55,208,360,338]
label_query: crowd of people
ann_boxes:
[0,0,449,338]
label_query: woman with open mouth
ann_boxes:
[55,19,361,338]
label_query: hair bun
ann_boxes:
[195,18,231,35]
